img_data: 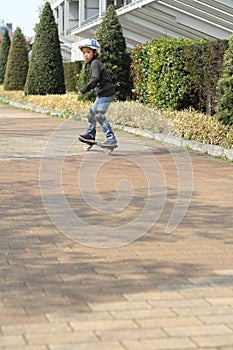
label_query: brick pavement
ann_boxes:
[0,102,233,349]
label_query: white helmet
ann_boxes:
[78,38,100,54]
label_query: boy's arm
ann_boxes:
[79,61,101,95]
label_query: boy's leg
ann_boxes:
[79,97,117,145]
[85,108,97,137]
[95,111,116,141]
[79,108,96,143]
[94,96,117,142]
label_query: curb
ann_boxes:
[115,125,233,161]
[1,96,233,161]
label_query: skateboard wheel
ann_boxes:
[83,144,92,151]
[105,148,113,155]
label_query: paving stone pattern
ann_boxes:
[0,103,233,349]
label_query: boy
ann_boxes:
[78,38,117,147]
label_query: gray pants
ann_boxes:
[86,95,115,139]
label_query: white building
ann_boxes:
[49,0,233,61]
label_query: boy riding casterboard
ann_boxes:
[77,38,118,152]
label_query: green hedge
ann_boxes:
[131,37,228,114]
[76,62,95,101]
[182,39,228,115]
[147,37,189,110]
[216,34,233,126]
[131,44,150,105]
[63,61,82,92]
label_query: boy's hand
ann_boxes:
[78,91,83,96]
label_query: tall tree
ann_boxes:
[0,29,11,84]
[25,1,65,95]
[216,34,233,125]
[95,5,132,101]
[4,27,28,90]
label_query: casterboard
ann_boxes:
[79,136,118,154]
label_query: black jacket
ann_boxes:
[80,58,115,97]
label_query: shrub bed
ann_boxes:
[0,86,232,149]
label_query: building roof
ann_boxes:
[67,0,233,50]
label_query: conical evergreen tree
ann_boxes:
[216,34,233,125]
[0,29,11,84]
[95,5,132,101]
[4,27,28,90]
[25,1,65,95]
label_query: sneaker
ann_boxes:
[102,138,117,147]
[79,133,95,143]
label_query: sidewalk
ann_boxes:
[0,102,233,350]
